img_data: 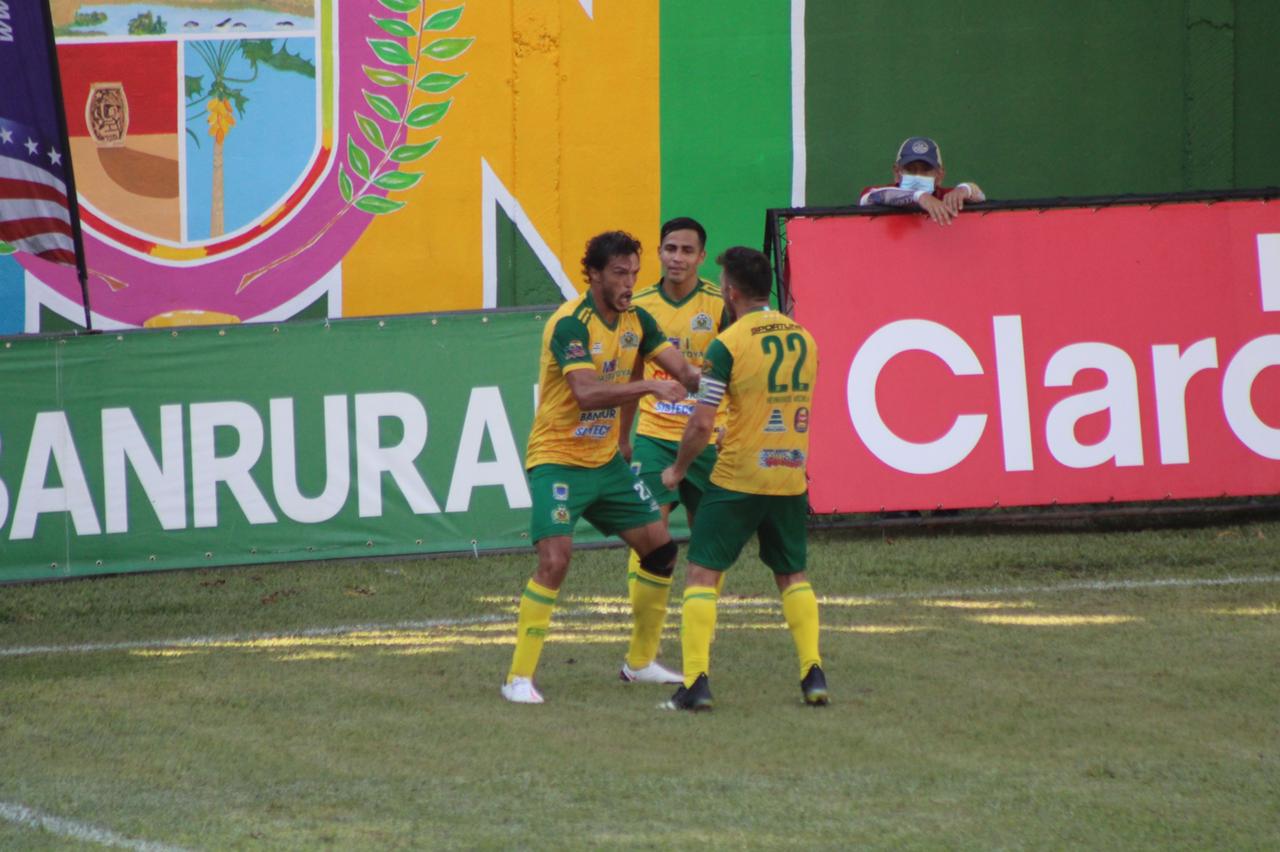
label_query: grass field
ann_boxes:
[2,519,1278,849]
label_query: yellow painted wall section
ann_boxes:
[342,1,661,316]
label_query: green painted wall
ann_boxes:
[804,0,1280,206]
[660,0,793,279]
[496,206,562,307]
[1233,0,1280,188]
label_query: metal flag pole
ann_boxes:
[37,0,94,332]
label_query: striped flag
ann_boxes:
[0,0,91,323]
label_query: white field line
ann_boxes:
[0,801,190,852]
[2,574,1277,660]
[859,573,1280,602]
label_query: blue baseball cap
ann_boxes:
[896,136,942,168]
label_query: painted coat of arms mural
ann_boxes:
[25,0,471,327]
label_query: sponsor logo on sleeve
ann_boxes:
[565,339,587,360]
[758,449,807,469]
[692,311,714,332]
[764,408,787,433]
[794,407,810,433]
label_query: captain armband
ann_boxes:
[697,376,726,407]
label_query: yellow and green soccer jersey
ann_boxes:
[698,306,818,496]
[526,292,672,470]
[632,279,729,443]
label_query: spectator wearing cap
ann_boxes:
[859,136,985,226]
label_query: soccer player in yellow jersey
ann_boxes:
[503,231,701,704]
[661,246,828,711]
[616,217,729,683]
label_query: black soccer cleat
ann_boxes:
[801,664,829,706]
[661,673,714,712]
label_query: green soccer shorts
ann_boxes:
[628,434,717,514]
[686,483,809,575]
[527,453,662,543]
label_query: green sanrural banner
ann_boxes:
[0,309,666,583]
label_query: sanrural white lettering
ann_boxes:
[0,390,530,539]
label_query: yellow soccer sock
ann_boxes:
[625,548,641,599]
[681,586,718,688]
[781,582,821,680]
[710,571,726,643]
[507,579,559,682]
[626,566,673,669]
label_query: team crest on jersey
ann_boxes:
[552,482,569,501]
[551,505,571,524]
[565,340,587,359]
[620,330,640,349]
[691,312,714,332]
[794,407,810,433]
[764,408,787,433]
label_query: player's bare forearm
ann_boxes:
[671,405,715,478]
[653,346,701,393]
[566,369,682,411]
[617,363,645,441]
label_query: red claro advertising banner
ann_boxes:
[787,197,1280,512]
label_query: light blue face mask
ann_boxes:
[899,173,936,193]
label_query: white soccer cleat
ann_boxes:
[501,677,544,704]
[620,660,684,684]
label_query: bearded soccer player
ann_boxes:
[661,246,827,711]
[503,230,701,704]
[615,217,729,684]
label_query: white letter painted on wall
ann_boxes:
[847,319,987,475]
[270,396,351,523]
[1044,343,1144,469]
[355,392,440,517]
[446,386,531,512]
[10,412,102,540]
[190,401,277,528]
[102,405,187,533]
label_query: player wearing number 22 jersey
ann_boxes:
[660,245,828,712]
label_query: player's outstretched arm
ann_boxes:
[652,346,701,394]
[565,368,685,412]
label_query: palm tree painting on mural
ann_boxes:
[185,40,316,238]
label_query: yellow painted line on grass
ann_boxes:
[1206,604,1279,616]
[970,614,1141,627]
[918,599,1036,610]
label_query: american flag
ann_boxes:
[0,0,82,268]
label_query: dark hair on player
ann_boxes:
[581,230,642,281]
[716,246,773,300]
[659,217,707,248]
